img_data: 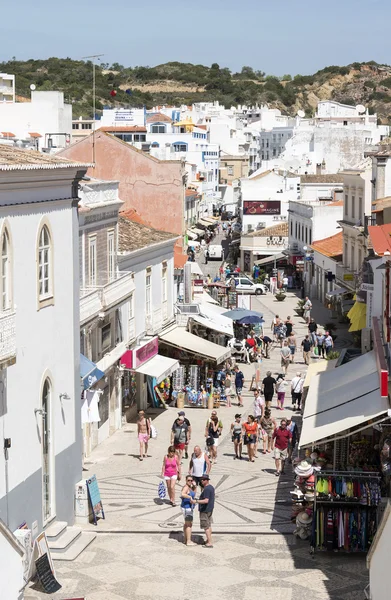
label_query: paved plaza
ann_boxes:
[25,290,367,600]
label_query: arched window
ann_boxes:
[1,227,11,311]
[38,225,52,300]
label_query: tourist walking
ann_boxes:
[224,370,233,407]
[195,474,215,548]
[260,334,272,358]
[188,445,211,486]
[285,316,294,338]
[271,315,281,342]
[174,411,192,459]
[286,417,299,463]
[171,415,190,463]
[291,372,304,411]
[324,331,334,355]
[280,340,291,375]
[230,414,243,459]
[181,476,197,545]
[276,374,288,410]
[205,411,223,463]
[161,445,181,506]
[261,371,276,410]
[272,419,292,476]
[253,389,265,421]
[303,297,312,324]
[234,365,245,407]
[308,318,317,347]
[316,332,325,358]
[301,335,312,365]
[288,331,297,362]
[260,409,277,454]
[243,415,258,462]
[204,249,209,264]
[137,409,151,461]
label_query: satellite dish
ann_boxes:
[297,110,305,118]
[30,84,36,91]
[356,104,365,114]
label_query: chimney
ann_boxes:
[316,163,322,175]
[376,157,387,200]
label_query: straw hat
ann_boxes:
[296,511,313,525]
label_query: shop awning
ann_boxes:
[303,359,338,388]
[197,219,212,228]
[299,351,389,448]
[96,341,127,373]
[190,262,204,276]
[191,314,234,337]
[190,227,205,236]
[187,230,198,240]
[325,287,347,298]
[203,217,217,226]
[159,327,231,364]
[194,291,219,305]
[254,252,285,266]
[347,301,367,332]
[80,353,105,390]
[135,354,179,384]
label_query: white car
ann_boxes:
[230,277,268,295]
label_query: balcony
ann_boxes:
[336,264,357,289]
[80,272,135,324]
[0,310,16,367]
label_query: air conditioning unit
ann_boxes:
[247,225,254,233]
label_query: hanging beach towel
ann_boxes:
[158,481,166,499]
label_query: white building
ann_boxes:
[240,169,300,234]
[240,221,289,272]
[0,146,88,534]
[0,90,72,151]
[0,73,15,103]
[99,107,146,129]
[309,232,343,301]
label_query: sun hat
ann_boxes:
[296,511,313,525]
[294,460,314,477]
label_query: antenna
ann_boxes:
[82,53,105,166]
[356,104,365,115]
[297,109,305,118]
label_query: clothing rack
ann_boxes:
[311,470,381,554]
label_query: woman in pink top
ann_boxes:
[161,445,181,506]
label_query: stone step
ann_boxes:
[45,520,68,541]
[48,526,81,553]
[51,532,96,561]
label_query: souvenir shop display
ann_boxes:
[154,378,171,404]
[311,471,381,553]
[290,459,318,539]
[172,366,186,392]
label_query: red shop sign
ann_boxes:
[134,337,158,368]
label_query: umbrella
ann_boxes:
[222,308,264,324]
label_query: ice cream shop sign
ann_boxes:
[120,337,159,370]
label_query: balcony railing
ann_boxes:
[0,310,16,367]
[80,272,135,323]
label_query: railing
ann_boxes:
[80,272,135,322]
[0,310,16,366]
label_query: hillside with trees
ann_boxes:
[2,57,391,122]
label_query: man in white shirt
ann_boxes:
[291,372,304,412]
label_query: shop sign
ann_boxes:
[120,350,133,370]
[134,337,158,368]
[193,279,204,296]
[266,237,286,246]
[243,201,281,215]
[343,273,354,281]
[360,283,374,292]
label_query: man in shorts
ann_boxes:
[194,474,215,548]
[261,371,276,410]
[272,419,292,476]
[137,409,150,461]
[175,411,192,459]
[171,416,189,463]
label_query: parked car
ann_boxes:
[229,277,268,295]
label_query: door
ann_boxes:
[42,379,54,524]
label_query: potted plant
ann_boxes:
[325,350,340,361]
[275,291,286,302]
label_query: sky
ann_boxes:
[1,0,390,75]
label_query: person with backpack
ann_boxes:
[171,416,189,463]
[188,445,211,487]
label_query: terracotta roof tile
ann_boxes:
[311,231,343,257]
[28,132,42,138]
[118,214,177,253]
[1,132,15,137]
[246,222,288,238]
[368,224,391,256]
[0,146,90,170]
[98,126,147,133]
[300,174,343,184]
[146,113,172,124]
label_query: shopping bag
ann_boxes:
[314,347,319,356]
[158,481,166,499]
[150,424,158,439]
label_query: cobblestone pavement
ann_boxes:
[25,291,368,599]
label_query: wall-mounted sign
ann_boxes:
[266,237,286,246]
[343,273,354,281]
[360,282,374,292]
[114,110,134,121]
[193,279,204,296]
[243,201,281,215]
[134,337,159,368]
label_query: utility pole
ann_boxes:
[82,54,104,165]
